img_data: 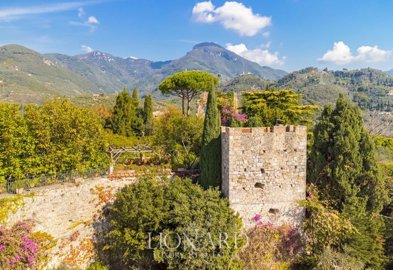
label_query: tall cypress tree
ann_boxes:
[200,86,221,188]
[143,95,154,136]
[131,88,140,108]
[309,94,388,268]
[111,88,135,136]
[130,88,144,136]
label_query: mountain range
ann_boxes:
[1,41,393,118]
[0,42,286,103]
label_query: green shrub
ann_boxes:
[153,107,203,169]
[239,221,302,270]
[0,196,24,224]
[87,260,108,270]
[314,248,364,270]
[104,176,244,269]
[299,185,356,255]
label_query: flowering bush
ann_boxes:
[0,221,54,270]
[221,107,248,127]
[239,217,303,270]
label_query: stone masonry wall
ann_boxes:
[221,125,307,228]
[5,177,136,269]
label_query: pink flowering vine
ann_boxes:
[221,107,248,126]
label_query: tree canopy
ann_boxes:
[110,88,144,136]
[0,99,108,190]
[308,94,388,268]
[242,90,318,127]
[153,107,203,169]
[159,70,219,116]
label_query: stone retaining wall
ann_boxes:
[6,177,136,269]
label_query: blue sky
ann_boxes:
[1,0,393,71]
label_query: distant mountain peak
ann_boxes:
[79,50,116,62]
[192,42,224,50]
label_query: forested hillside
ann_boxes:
[224,67,393,110]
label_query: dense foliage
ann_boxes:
[297,185,358,267]
[0,196,24,224]
[241,90,318,127]
[200,87,221,188]
[239,219,302,270]
[0,99,108,190]
[374,135,393,161]
[219,74,273,93]
[309,95,388,212]
[110,88,144,136]
[159,70,219,116]
[104,176,244,270]
[308,95,389,268]
[153,107,203,169]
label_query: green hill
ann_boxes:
[0,44,96,103]
[276,67,393,111]
[224,67,393,111]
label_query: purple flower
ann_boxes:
[0,244,4,252]
[22,237,38,254]
[221,107,248,126]
[251,214,262,222]
[27,254,36,266]
[10,254,21,266]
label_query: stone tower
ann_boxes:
[221,125,307,228]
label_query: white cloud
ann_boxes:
[70,14,99,31]
[226,43,285,66]
[192,1,215,23]
[318,41,354,65]
[81,45,93,53]
[356,45,391,63]
[0,1,101,21]
[87,16,99,24]
[319,41,391,65]
[78,7,85,18]
[192,1,271,36]
[226,43,248,55]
